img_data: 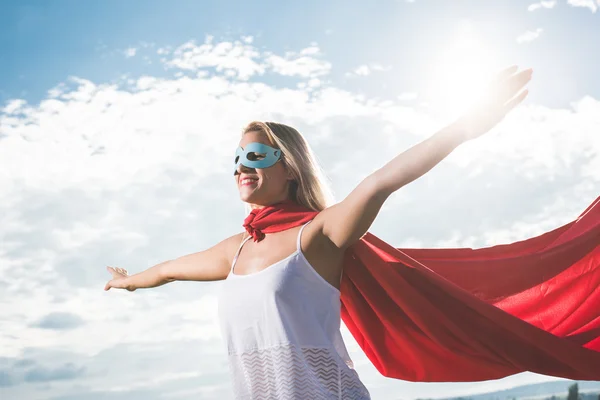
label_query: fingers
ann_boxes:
[506,68,532,94]
[106,266,128,276]
[492,65,519,84]
[490,68,532,106]
[105,278,126,291]
[504,89,529,113]
[105,266,126,291]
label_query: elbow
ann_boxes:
[369,171,402,199]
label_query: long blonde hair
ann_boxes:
[240,121,336,215]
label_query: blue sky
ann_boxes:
[2,0,600,109]
[1,0,599,399]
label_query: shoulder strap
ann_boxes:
[296,219,313,252]
[231,233,252,272]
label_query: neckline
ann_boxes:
[229,250,300,278]
[228,246,342,295]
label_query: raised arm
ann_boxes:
[314,66,532,251]
[104,232,245,291]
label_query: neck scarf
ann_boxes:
[243,199,315,242]
[242,196,600,381]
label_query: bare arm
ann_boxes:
[313,127,463,252]
[162,232,244,282]
[373,123,465,196]
[316,66,532,251]
[125,260,172,290]
[105,232,245,291]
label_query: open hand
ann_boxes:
[105,266,135,291]
[456,65,532,141]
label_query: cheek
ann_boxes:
[261,164,287,182]
[259,172,278,187]
[262,168,284,181]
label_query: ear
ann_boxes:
[284,166,294,181]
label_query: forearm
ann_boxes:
[124,260,173,290]
[373,121,467,195]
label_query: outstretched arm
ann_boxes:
[104,232,245,291]
[313,119,466,252]
[315,65,533,251]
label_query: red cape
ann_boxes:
[242,196,600,381]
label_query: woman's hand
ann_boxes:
[105,266,135,291]
[455,65,533,142]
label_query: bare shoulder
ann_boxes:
[214,231,246,269]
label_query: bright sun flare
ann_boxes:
[423,28,504,120]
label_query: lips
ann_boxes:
[240,177,258,186]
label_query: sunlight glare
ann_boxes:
[424,28,502,120]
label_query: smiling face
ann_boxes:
[235,130,294,210]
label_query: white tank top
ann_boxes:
[217,220,371,399]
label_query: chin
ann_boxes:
[239,192,257,202]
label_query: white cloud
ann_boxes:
[527,0,600,12]
[164,36,265,80]
[567,0,600,12]
[164,36,330,81]
[157,46,172,55]
[1,35,598,399]
[352,65,371,76]
[124,47,137,58]
[1,98,27,114]
[397,92,418,101]
[528,0,557,11]
[345,63,392,77]
[516,28,544,43]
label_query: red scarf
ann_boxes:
[243,197,600,381]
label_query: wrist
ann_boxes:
[123,277,137,291]
[440,121,470,147]
[449,118,476,144]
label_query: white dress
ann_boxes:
[217,219,371,399]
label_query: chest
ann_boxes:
[232,222,345,291]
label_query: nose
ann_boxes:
[234,162,255,176]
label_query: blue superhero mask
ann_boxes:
[234,142,282,175]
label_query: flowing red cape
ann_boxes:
[242,196,600,381]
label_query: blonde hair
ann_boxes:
[240,121,336,215]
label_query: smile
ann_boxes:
[240,179,258,186]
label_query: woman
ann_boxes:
[105,66,533,399]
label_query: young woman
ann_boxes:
[105,66,533,399]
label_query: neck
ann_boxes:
[249,197,293,210]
